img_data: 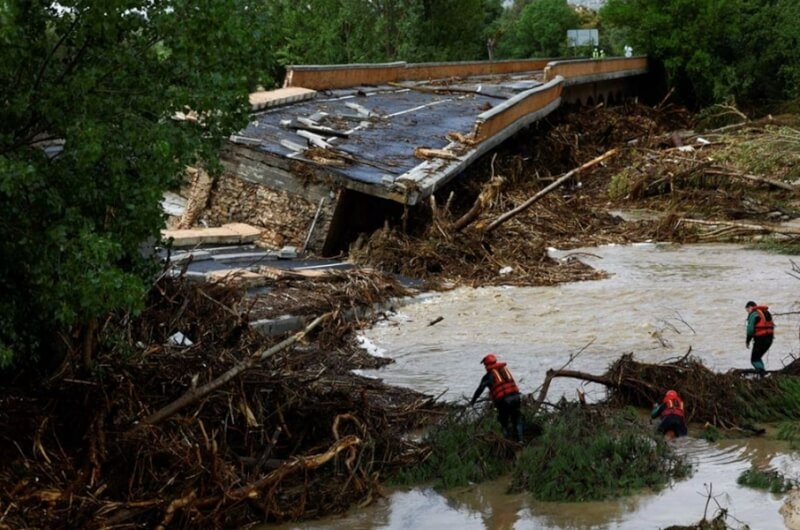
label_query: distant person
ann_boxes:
[746,301,774,374]
[651,389,687,438]
[471,353,524,442]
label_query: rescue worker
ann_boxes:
[746,301,774,374]
[470,353,524,442]
[651,389,687,438]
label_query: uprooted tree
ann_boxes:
[534,352,800,431]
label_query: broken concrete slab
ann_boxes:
[162,223,262,247]
[249,87,317,112]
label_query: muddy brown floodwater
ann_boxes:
[274,243,800,529]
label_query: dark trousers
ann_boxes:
[657,415,687,437]
[495,393,522,440]
[751,335,773,365]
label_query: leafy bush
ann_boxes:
[737,467,797,494]
[390,407,516,489]
[511,404,691,501]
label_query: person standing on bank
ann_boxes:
[470,353,524,442]
[746,301,774,375]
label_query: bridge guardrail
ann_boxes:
[284,59,552,90]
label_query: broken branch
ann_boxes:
[484,148,619,233]
[136,313,332,427]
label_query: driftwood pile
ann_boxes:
[533,352,800,432]
[351,103,800,288]
[0,278,443,529]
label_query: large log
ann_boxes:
[484,148,619,233]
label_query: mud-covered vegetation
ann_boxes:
[390,407,518,489]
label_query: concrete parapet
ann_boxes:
[472,76,564,143]
[543,56,648,84]
[284,59,551,91]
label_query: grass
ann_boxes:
[747,377,800,422]
[715,126,800,183]
[510,404,691,502]
[750,238,800,255]
[776,421,800,448]
[392,402,691,501]
[737,467,797,494]
[389,407,516,490]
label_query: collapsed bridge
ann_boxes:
[192,56,655,255]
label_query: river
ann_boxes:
[276,243,800,529]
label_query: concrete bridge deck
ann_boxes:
[228,57,648,207]
[210,57,650,254]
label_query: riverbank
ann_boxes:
[2,103,798,529]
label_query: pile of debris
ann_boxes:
[534,352,800,433]
[0,277,444,529]
[351,103,800,287]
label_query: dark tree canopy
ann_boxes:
[601,0,800,106]
[0,0,273,366]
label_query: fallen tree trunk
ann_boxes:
[529,353,800,431]
[530,368,615,416]
[484,148,619,233]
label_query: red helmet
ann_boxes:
[665,390,679,401]
[481,353,497,365]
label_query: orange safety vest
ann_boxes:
[753,306,775,337]
[662,395,685,418]
[485,362,520,401]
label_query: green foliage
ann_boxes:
[0,1,274,366]
[737,467,797,494]
[776,422,800,448]
[697,424,722,443]
[747,377,800,422]
[601,0,800,106]
[715,126,800,183]
[497,0,579,58]
[267,0,503,68]
[390,407,515,489]
[750,239,800,256]
[608,170,633,199]
[511,404,691,501]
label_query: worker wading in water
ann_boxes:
[471,353,524,442]
[746,301,774,375]
[651,389,687,438]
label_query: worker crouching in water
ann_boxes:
[471,353,524,442]
[651,389,687,438]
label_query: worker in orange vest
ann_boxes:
[651,389,687,438]
[471,353,524,442]
[746,301,774,375]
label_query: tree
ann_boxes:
[601,0,800,107]
[0,0,274,368]
[497,0,579,58]
[416,0,496,61]
[269,0,423,67]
